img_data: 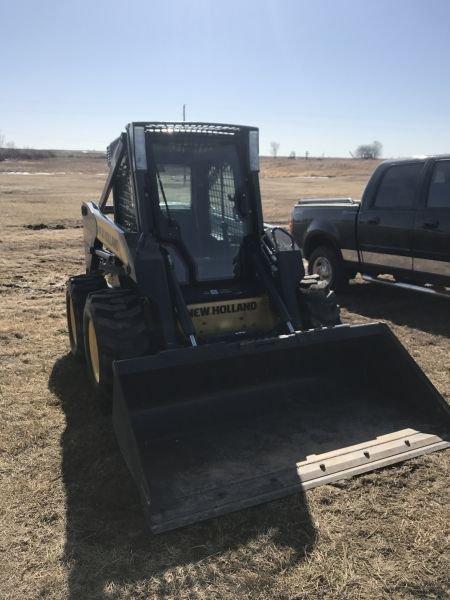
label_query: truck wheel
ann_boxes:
[66,274,106,358]
[83,289,152,396]
[308,245,349,292]
[299,282,341,328]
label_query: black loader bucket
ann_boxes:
[112,323,450,533]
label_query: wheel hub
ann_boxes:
[88,319,100,384]
[68,297,77,348]
[312,256,333,284]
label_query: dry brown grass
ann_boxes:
[0,157,449,599]
[259,157,380,225]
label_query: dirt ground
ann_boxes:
[0,156,449,600]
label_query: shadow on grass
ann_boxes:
[338,281,450,338]
[49,355,317,599]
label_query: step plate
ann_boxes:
[363,275,450,299]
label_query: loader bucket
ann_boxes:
[112,323,449,533]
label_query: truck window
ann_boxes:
[372,163,423,209]
[427,160,450,209]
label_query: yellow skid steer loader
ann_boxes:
[66,123,449,532]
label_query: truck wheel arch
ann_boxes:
[303,232,343,261]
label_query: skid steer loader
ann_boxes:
[66,122,450,533]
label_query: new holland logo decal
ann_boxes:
[189,301,258,319]
[187,296,276,336]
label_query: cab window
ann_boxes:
[372,163,423,209]
[427,160,450,209]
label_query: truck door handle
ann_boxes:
[367,217,380,225]
[422,219,439,229]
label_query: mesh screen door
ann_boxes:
[208,162,247,243]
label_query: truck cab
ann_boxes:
[357,157,450,286]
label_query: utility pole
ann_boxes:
[182,104,187,184]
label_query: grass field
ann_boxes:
[0,156,449,599]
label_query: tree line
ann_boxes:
[269,139,383,159]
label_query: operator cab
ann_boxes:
[144,126,274,339]
[150,134,252,287]
[101,123,299,341]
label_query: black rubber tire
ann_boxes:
[66,274,106,358]
[299,282,341,328]
[83,288,152,397]
[308,245,350,292]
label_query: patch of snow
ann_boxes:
[1,171,67,176]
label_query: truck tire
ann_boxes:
[66,274,106,358]
[308,245,349,292]
[299,283,341,328]
[83,288,152,396]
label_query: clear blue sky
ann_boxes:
[1,0,450,157]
